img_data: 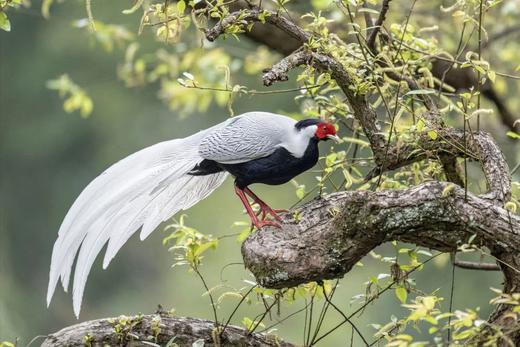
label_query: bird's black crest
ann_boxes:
[294,118,320,130]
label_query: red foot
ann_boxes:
[234,185,285,229]
[244,187,286,222]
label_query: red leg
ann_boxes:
[234,185,280,229]
[243,187,287,222]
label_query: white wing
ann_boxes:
[47,125,228,317]
[198,112,296,164]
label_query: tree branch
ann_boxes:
[262,50,387,159]
[454,260,500,271]
[205,9,309,43]
[42,314,295,347]
[366,0,391,52]
[223,4,517,132]
[242,182,520,344]
[242,182,519,289]
[364,129,511,205]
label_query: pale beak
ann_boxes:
[327,134,341,143]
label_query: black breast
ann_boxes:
[188,139,320,189]
[221,139,319,189]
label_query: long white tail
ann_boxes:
[47,128,228,317]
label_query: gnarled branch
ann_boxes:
[242,182,520,344]
[242,182,520,289]
[42,314,295,347]
[205,9,308,43]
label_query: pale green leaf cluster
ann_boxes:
[163,215,218,269]
[0,0,28,31]
[46,74,93,118]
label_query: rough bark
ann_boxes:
[42,314,294,347]
[242,182,520,288]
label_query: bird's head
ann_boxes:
[295,119,340,142]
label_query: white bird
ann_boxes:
[47,111,338,317]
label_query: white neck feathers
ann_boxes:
[279,125,317,158]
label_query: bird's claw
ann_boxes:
[254,204,286,222]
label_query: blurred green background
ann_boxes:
[1,1,519,346]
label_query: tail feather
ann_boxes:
[47,128,229,317]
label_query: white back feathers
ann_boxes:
[47,124,228,317]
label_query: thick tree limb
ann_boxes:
[42,314,294,347]
[364,129,511,204]
[242,182,520,344]
[261,52,513,202]
[242,182,519,289]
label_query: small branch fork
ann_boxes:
[205,5,520,345]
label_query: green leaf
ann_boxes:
[506,131,520,139]
[177,0,186,14]
[423,296,436,310]
[442,183,455,197]
[416,119,426,132]
[236,228,251,242]
[325,152,337,167]
[427,130,438,140]
[395,286,408,303]
[0,12,11,32]
[41,0,54,19]
[505,201,517,213]
[488,70,496,83]
[296,185,306,199]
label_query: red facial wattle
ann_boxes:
[315,122,337,139]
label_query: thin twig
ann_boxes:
[454,260,500,271]
[220,285,257,335]
[193,266,220,328]
[249,296,279,334]
[257,303,311,333]
[476,0,484,131]
[315,284,369,346]
[447,253,456,344]
[313,253,441,345]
